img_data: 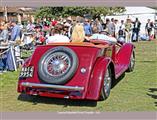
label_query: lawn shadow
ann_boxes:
[147,88,157,107]
[148,88,157,93]
[111,73,125,89]
[136,60,157,63]
[17,93,97,107]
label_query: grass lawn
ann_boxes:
[0,40,157,112]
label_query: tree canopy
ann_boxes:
[35,7,126,19]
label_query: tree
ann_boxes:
[35,7,64,19]
[86,7,126,19]
[35,7,126,19]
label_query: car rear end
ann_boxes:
[17,43,104,100]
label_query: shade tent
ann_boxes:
[105,7,157,34]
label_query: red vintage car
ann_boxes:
[17,40,135,101]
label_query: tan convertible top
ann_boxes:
[47,42,110,49]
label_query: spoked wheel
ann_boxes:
[38,46,78,84]
[100,66,112,101]
[127,50,135,72]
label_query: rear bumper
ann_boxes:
[18,82,85,99]
[21,82,84,91]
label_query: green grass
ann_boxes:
[21,49,33,59]
[0,40,157,112]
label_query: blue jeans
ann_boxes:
[0,55,7,70]
[0,58,4,70]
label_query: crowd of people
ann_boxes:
[0,16,157,73]
[1,16,157,46]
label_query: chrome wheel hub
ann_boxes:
[104,69,111,95]
[45,52,71,76]
[130,53,135,68]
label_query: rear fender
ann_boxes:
[116,43,135,65]
[86,57,112,100]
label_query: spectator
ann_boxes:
[0,23,9,44]
[95,18,103,33]
[131,18,141,42]
[86,25,117,43]
[36,18,43,29]
[64,17,73,38]
[119,20,125,30]
[150,22,155,40]
[71,22,85,42]
[110,18,116,36]
[0,49,7,73]
[18,22,23,30]
[154,20,157,39]
[26,21,35,32]
[100,19,106,30]
[0,23,9,73]
[118,20,126,42]
[46,17,51,26]
[90,19,94,27]
[114,19,120,39]
[83,19,92,36]
[145,19,154,40]
[125,19,132,43]
[21,32,35,50]
[63,25,69,37]
[10,20,21,41]
[46,24,70,44]
[104,18,110,33]
[107,18,115,36]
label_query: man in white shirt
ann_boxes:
[114,19,120,39]
[46,34,70,44]
[26,21,35,32]
[46,24,70,44]
[86,26,117,43]
[118,20,126,42]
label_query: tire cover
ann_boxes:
[38,46,78,84]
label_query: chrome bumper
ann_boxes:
[21,82,84,91]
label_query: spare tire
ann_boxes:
[38,46,78,84]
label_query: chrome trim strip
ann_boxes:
[21,82,84,91]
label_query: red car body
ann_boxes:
[17,40,135,101]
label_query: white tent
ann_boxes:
[105,7,157,34]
